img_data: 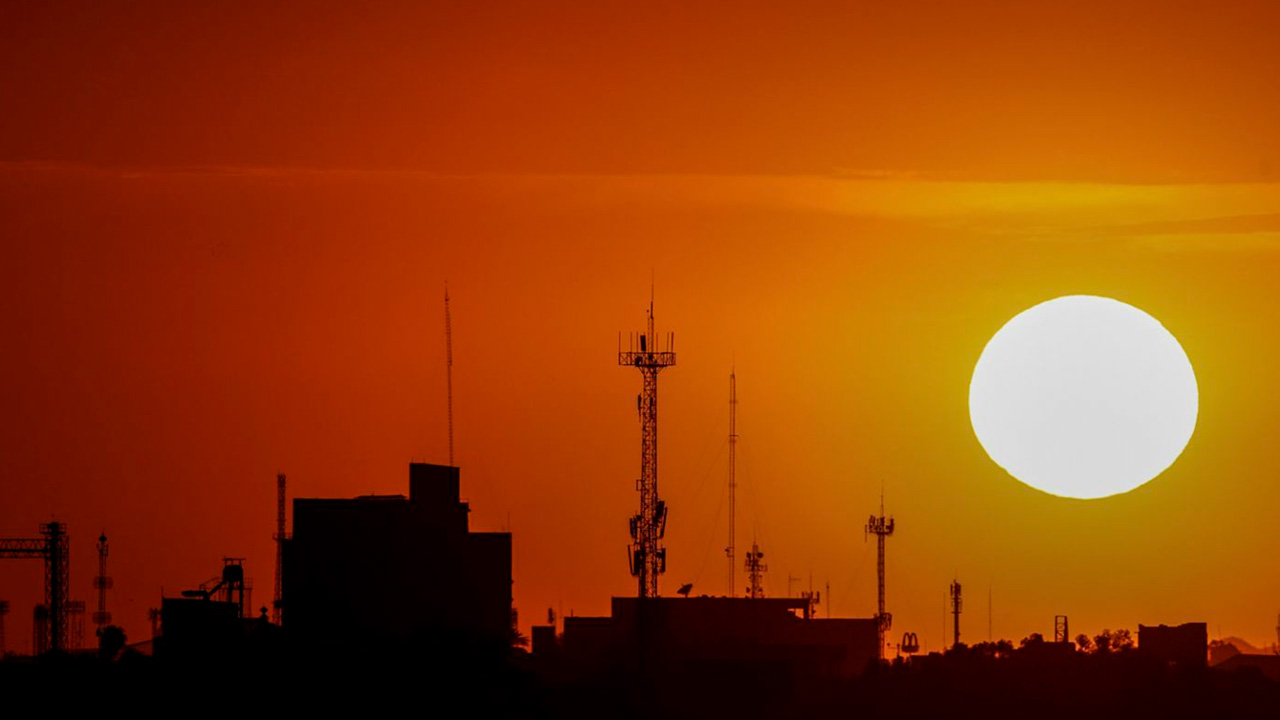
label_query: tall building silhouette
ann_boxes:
[283,463,512,649]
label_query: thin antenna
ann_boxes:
[272,473,288,625]
[445,285,454,466]
[988,584,992,642]
[92,532,112,636]
[950,578,963,649]
[726,369,737,597]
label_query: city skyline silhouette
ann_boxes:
[3,2,1280,715]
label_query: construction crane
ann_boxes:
[93,533,112,637]
[865,494,895,659]
[0,522,70,654]
[618,295,676,599]
[726,370,737,597]
[273,473,288,625]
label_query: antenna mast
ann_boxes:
[445,286,455,466]
[273,473,288,625]
[744,540,767,599]
[92,533,111,636]
[618,294,676,598]
[865,491,895,659]
[950,579,963,649]
[726,370,737,597]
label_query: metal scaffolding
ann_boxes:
[0,522,70,654]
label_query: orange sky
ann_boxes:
[3,1,1280,653]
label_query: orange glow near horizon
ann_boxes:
[3,1,1280,655]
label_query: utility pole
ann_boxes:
[865,492,895,659]
[618,293,676,598]
[726,370,737,597]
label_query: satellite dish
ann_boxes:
[677,583,693,597]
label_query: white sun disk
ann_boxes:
[969,296,1198,499]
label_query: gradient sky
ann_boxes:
[3,1,1280,653]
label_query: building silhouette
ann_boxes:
[542,596,878,677]
[283,463,512,650]
[1138,622,1208,668]
[158,558,278,660]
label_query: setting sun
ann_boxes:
[969,295,1198,499]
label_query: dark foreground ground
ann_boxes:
[3,641,1278,719]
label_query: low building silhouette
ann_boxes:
[548,596,878,677]
[1215,653,1280,681]
[283,463,512,650]
[157,559,278,660]
[1138,622,1207,668]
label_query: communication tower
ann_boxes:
[93,533,112,635]
[744,541,767,599]
[0,600,8,656]
[950,579,963,649]
[725,371,737,597]
[865,493,895,658]
[273,473,289,625]
[618,296,676,598]
[67,600,85,649]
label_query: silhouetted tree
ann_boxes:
[1090,628,1135,654]
[1094,629,1113,654]
[1111,628,1134,651]
[1075,633,1093,653]
[1019,632,1045,648]
[98,625,126,661]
